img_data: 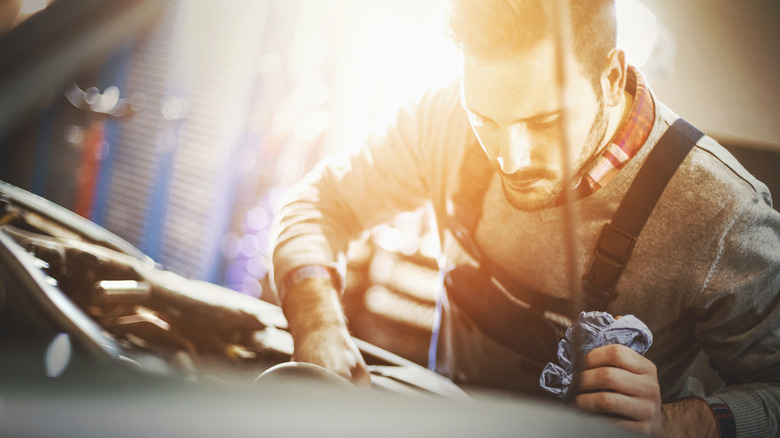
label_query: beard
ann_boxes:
[500,95,609,212]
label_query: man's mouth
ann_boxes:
[493,164,557,193]
[505,177,542,191]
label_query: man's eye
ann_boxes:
[532,116,560,130]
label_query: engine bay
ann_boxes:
[0,193,294,384]
[0,184,469,400]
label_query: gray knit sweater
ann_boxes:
[271,81,780,437]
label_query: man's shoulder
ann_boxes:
[655,102,771,206]
[690,136,769,200]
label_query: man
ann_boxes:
[270,0,780,436]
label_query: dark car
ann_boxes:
[0,178,471,391]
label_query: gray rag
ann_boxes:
[539,311,653,398]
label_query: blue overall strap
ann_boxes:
[582,118,705,311]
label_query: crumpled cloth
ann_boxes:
[539,311,653,398]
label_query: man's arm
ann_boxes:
[661,399,721,437]
[282,275,370,386]
[572,138,780,437]
[270,83,463,382]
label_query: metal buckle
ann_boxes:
[581,223,637,309]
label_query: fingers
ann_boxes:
[580,344,657,376]
[571,344,662,432]
[576,363,657,399]
[292,330,371,388]
[574,390,657,422]
[335,339,371,387]
[350,358,372,388]
[575,345,659,402]
[339,340,372,387]
[292,351,370,388]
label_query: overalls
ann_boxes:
[429,119,703,397]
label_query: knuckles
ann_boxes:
[595,365,617,384]
[604,343,632,365]
[589,344,658,376]
[594,392,619,412]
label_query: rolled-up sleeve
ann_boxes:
[270,83,464,303]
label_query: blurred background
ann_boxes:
[0,0,778,365]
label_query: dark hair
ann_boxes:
[445,0,617,82]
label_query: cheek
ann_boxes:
[566,110,601,157]
[474,125,563,165]
[525,128,563,163]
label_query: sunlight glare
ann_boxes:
[616,0,658,68]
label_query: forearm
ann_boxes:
[660,398,719,438]
[280,276,370,385]
[282,276,348,341]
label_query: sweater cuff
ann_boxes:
[705,384,776,438]
[704,397,736,438]
[281,265,336,299]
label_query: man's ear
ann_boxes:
[601,48,628,107]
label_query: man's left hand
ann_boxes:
[572,344,663,436]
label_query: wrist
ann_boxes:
[660,398,720,438]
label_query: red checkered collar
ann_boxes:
[577,66,655,193]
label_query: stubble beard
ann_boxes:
[500,95,609,212]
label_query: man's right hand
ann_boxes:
[282,276,371,387]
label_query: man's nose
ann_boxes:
[497,124,532,174]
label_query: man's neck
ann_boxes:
[566,88,634,197]
[603,89,634,147]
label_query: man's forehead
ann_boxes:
[459,41,563,121]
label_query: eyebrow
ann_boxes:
[464,105,561,125]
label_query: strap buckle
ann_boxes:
[581,224,637,309]
[595,223,636,267]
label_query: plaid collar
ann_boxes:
[577,66,655,193]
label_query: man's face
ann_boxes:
[461,39,608,211]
